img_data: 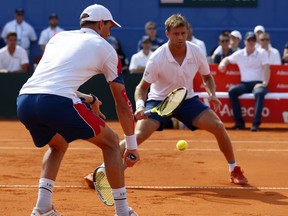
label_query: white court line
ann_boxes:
[0,184,288,190]
[1,139,288,144]
[0,146,288,152]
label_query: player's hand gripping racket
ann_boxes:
[93,154,136,206]
[144,87,187,117]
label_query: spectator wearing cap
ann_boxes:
[129,35,153,74]
[254,25,265,49]
[212,33,234,64]
[0,32,29,73]
[137,21,165,52]
[38,13,64,52]
[1,8,37,55]
[218,32,270,131]
[230,30,242,52]
[258,32,281,65]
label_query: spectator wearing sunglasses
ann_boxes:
[212,33,234,63]
[136,21,165,52]
[258,33,281,65]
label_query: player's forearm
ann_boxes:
[202,74,216,97]
[116,105,135,136]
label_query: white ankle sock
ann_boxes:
[36,178,54,213]
[228,161,236,172]
[112,187,129,216]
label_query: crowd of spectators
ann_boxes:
[0,8,288,74]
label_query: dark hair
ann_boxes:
[6,32,17,40]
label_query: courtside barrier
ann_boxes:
[194,64,288,123]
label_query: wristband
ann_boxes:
[125,134,137,150]
[135,99,145,110]
[89,94,98,105]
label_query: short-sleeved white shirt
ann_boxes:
[259,47,281,65]
[20,28,118,103]
[191,36,207,57]
[38,26,64,46]
[1,20,37,50]
[228,48,269,82]
[129,50,153,73]
[143,41,210,101]
[0,45,29,72]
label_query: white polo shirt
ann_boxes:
[0,45,29,72]
[129,50,153,73]
[1,20,37,50]
[191,36,207,57]
[38,26,64,46]
[228,48,269,82]
[20,28,118,103]
[258,47,281,65]
[143,41,210,101]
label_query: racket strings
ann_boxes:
[159,89,187,115]
[95,171,114,205]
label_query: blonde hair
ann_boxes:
[165,14,188,32]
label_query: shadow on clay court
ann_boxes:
[131,186,288,206]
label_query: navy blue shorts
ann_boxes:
[146,96,209,131]
[17,94,105,147]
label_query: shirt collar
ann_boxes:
[80,27,99,36]
[165,41,192,63]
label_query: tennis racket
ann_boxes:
[93,154,136,206]
[144,87,187,117]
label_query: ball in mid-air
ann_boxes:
[176,140,188,151]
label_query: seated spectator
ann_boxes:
[1,8,37,56]
[210,29,231,57]
[107,36,129,73]
[137,21,165,52]
[187,23,207,57]
[218,32,270,132]
[38,13,64,53]
[258,32,281,65]
[130,36,153,74]
[254,25,265,49]
[0,32,29,73]
[211,30,241,61]
[229,30,242,52]
[282,41,288,64]
[212,33,234,63]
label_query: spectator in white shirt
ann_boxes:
[1,8,37,55]
[38,13,64,53]
[129,36,153,74]
[0,32,29,73]
[187,23,207,57]
[258,32,281,65]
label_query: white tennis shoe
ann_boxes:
[31,207,60,216]
[115,207,138,216]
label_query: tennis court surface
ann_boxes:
[0,121,288,216]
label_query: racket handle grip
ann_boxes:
[128,154,136,161]
[144,110,151,116]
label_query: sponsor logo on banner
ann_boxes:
[218,104,270,118]
[226,71,240,75]
[283,112,288,123]
[276,84,288,89]
[276,70,288,75]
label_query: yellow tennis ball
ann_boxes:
[176,140,188,151]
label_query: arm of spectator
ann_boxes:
[253,64,270,90]
[130,66,145,74]
[283,48,288,62]
[218,57,230,72]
